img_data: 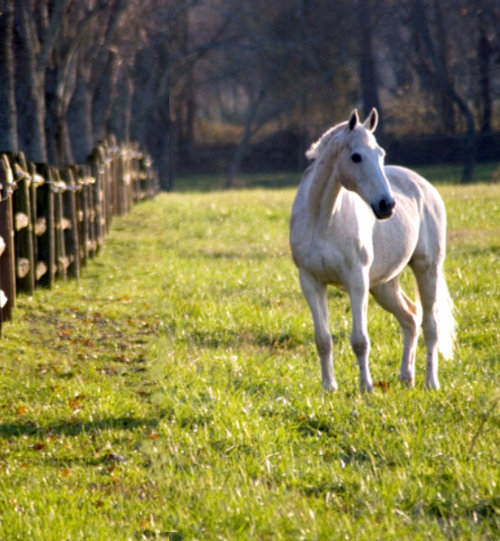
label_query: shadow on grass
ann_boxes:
[0,416,158,439]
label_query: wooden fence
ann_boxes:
[0,138,159,334]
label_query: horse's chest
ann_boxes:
[296,237,364,286]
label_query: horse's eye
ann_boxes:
[351,153,362,163]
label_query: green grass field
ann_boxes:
[0,172,499,540]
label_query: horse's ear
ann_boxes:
[348,109,359,131]
[364,108,378,132]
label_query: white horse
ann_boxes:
[290,109,455,392]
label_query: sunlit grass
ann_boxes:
[0,179,498,540]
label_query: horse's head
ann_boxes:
[338,109,395,220]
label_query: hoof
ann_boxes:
[425,378,440,390]
[322,379,338,392]
[398,374,415,388]
[360,381,373,394]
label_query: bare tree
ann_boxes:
[409,0,476,181]
[358,0,384,135]
[66,0,129,163]
[0,0,17,152]
[13,0,73,163]
[196,0,359,185]
[475,1,500,133]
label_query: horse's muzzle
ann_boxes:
[372,197,396,220]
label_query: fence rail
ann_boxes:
[0,138,159,334]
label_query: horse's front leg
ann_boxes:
[348,274,373,393]
[299,270,337,392]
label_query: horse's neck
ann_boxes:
[306,156,343,232]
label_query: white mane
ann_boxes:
[305,122,348,160]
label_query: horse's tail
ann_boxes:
[435,271,456,360]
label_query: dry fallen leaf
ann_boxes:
[16,406,28,416]
[31,442,46,451]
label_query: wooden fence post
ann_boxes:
[84,166,97,259]
[129,145,137,202]
[11,152,35,294]
[88,154,105,254]
[0,155,16,324]
[62,167,80,279]
[75,166,88,267]
[78,165,99,262]
[36,164,55,288]
[50,167,68,281]
[94,145,113,232]
[140,154,149,199]
[117,145,126,214]
[108,137,120,217]
[28,162,47,284]
[94,167,105,254]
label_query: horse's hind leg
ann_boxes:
[411,263,441,389]
[299,269,337,391]
[371,277,420,386]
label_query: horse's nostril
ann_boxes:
[373,197,395,219]
[379,198,395,212]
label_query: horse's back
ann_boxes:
[386,165,444,210]
[385,165,447,265]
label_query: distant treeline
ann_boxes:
[173,131,500,177]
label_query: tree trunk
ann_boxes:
[358,0,383,137]
[68,71,94,162]
[478,27,492,134]
[92,53,119,143]
[226,124,252,188]
[0,0,18,152]
[56,115,74,168]
[13,2,49,163]
[432,0,455,133]
[45,65,59,165]
[226,85,266,187]
[109,72,133,144]
[44,63,74,167]
[17,67,47,164]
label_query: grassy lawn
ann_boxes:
[0,173,498,540]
